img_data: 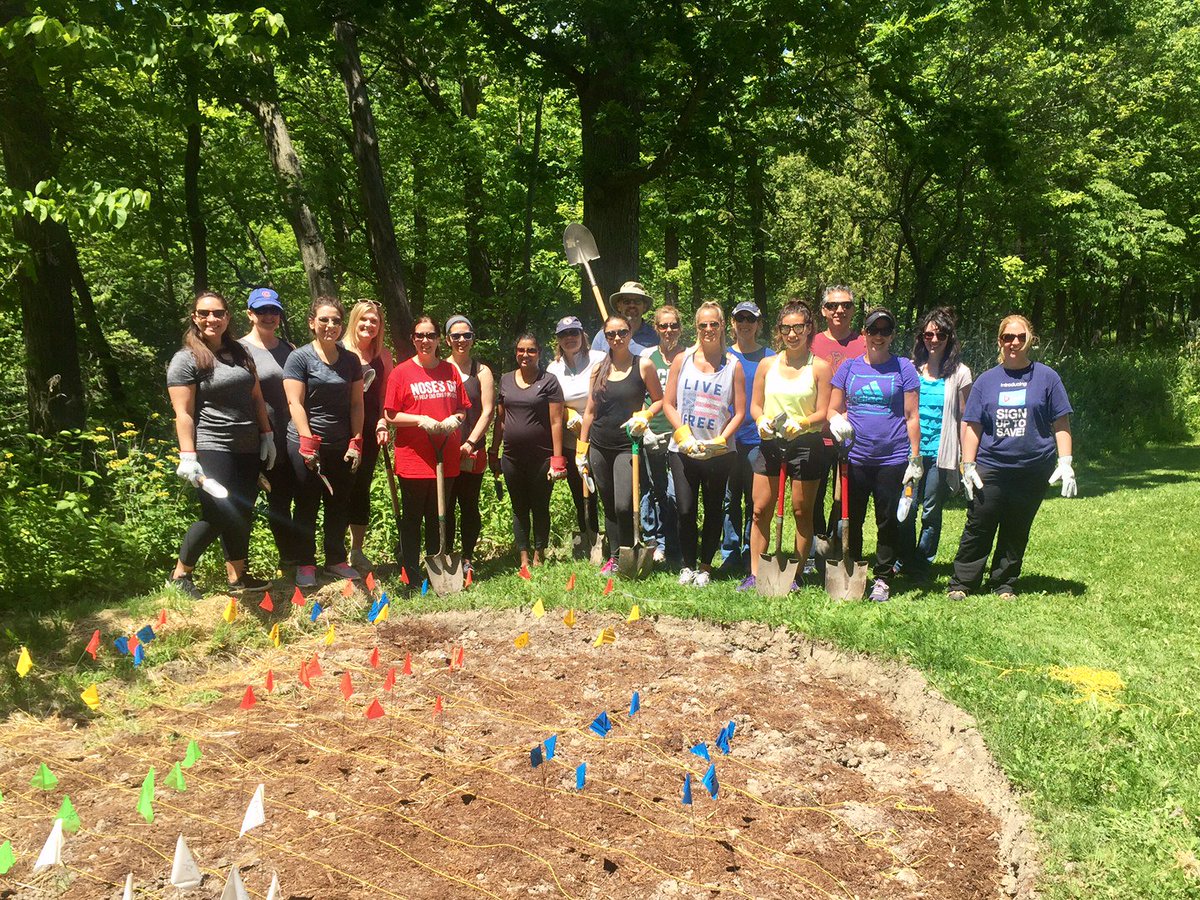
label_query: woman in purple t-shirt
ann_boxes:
[828,308,920,602]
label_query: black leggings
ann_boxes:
[812,442,841,539]
[288,439,354,568]
[847,461,906,582]
[261,436,302,564]
[589,445,635,552]
[398,474,455,580]
[502,454,553,553]
[448,469,484,560]
[669,451,735,570]
[565,450,600,534]
[178,450,260,567]
[347,437,381,528]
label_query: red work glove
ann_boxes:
[345,435,363,474]
[299,434,321,471]
[548,455,568,482]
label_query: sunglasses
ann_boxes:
[823,301,854,311]
[316,316,342,326]
[656,322,681,331]
[1001,333,1027,344]
[195,309,228,319]
[733,314,758,323]
[696,321,722,330]
[354,299,381,308]
[516,347,540,355]
[605,328,631,339]
[449,331,475,341]
[923,329,948,340]
[558,329,583,339]
[778,322,809,334]
[866,326,894,337]
[413,331,439,341]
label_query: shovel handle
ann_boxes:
[840,458,850,521]
[630,443,641,544]
[580,258,609,320]
[775,459,787,555]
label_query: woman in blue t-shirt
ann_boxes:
[948,315,1076,600]
[828,307,920,602]
[896,307,973,582]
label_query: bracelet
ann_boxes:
[463,438,478,450]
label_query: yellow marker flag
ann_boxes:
[323,624,336,646]
[593,627,616,647]
[532,598,545,619]
[627,604,641,623]
[376,603,389,622]
[80,684,100,711]
[222,599,237,624]
[15,646,32,678]
[269,623,281,648]
[563,609,576,628]
[513,632,530,648]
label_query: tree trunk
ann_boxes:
[334,19,414,357]
[664,214,679,306]
[403,151,429,319]
[68,239,126,409]
[522,92,544,279]
[460,76,494,300]
[746,147,767,311]
[246,90,337,300]
[690,223,707,310]
[184,66,208,293]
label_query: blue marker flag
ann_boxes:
[113,637,130,656]
[575,763,586,790]
[544,734,557,760]
[727,720,736,740]
[715,726,731,756]
[530,746,543,768]
[689,742,710,762]
[133,644,145,667]
[421,579,430,596]
[681,773,692,806]
[588,711,612,738]
[310,601,323,622]
[136,625,155,644]
[366,597,383,622]
[629,691,640,717]
[702,763,718,799]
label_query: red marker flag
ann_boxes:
[298,659,311,688]
[433,696,443,716]
[341,579,354,598]
[258,592,274,612]
[265,670,275,693]
[340,671,353,700]
[518,566,531,580]
[402,653,413,676]
[565,573,576,592]
[157,608,168,627]
[369,647,380,669]
[465,568,473,588]
[308,654,323,678]
[603,577,615,596]
[383,667,397,691]
[85,630,101,660]
[290,587,305,606]
[128,634,140,654]
[240,686,257,710]
[365,698,385,720]
[400,567,410,586]
[365,571,377,593]
[454,647,465,668]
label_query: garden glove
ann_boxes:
[176,451,204,484]
[299,434,322,471]
[755,415,777,441]
[575,440,591,481]
[1049,455,1077,498]
[361,366,376,392]
[566,408,583,436]
[829,413,854,443]
[344,436,363,474]
[781,417,805,440]
[416,415,440,434]
[642,429,664,451]
[961,461,983,501]
[375,420,390,446]
[548,455,568,482]
[259,432,277,470]
[437,415,462,435]
[902,455,924,486]
[672,425,698,456]
[622,410,651,438]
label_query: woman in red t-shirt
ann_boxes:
[383,316,471,584]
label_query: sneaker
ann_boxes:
[653,547,666,564]
[165,572,202,600]
[228,575,270,593]
[296,565,318,588]
[790,578,804,592]
[996,590,1017,601]
[947,589,967,602]
[736,574,756,592]
[351,550,374,573]
[692,570,710,587]
[678,567,696,586]
[326,562,360,581]
[868,578,891,603]
[599,557,618,576]
[803,560,817,577]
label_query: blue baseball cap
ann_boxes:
[247,287,282,311]
[732,301,762,318]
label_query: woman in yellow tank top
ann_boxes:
[741,301,833,591]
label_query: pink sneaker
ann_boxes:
[295,565,317,588]
[599,557,618,576]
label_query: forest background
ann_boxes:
[1,0,1199,606]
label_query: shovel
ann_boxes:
[572,471,606,564]
[425,436,464,595]
[825,452,869,601]
[617,437,654,579]
[380,444,406,570]
[756,456,800,597]
[563,223,609,321]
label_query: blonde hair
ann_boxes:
[347,299,386,360]
[693,300,726,353]
[996,314,1036,364]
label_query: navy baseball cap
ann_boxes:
[247,287,282,311]
[732,301,762,318]
[555,316,585,334]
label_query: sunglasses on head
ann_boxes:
[605,328,631,339]
[1001,332,1027,344]
[195,309,228,319]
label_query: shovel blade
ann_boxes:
[756,555,800,597]
[825,556,870,600]
[617,544,654,580]
[563,223,600,266]
[572,528,600,561]
[425,553,464,596]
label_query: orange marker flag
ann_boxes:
[341,579,354,598]
[157,608,168,627]
[400,567,410,586]
[85,630,101,660]
[369,647,380,669]
[465,568,473,588]
[454,647,464,668]
[340,671,353,701]
[518,566,531,580]
[402,652,413,676]
[240,686,257,710]
[603,577,614,596]
[565,573,576,592]
[265,670,275,693]
[298,659,311,688]
[383,667,397,691]
[514,632,530,648]
[290,587,305,606]
[365,572,376,593]
[563,609,577,628]
[308,654,323,678]
[128,634,140,654]
[433,696,443,716]
[365,698,385,720]
[258,592,274,612]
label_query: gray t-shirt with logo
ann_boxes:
[166,349,260,453]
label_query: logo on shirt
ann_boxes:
[848,374,893,416]
[410,379,457,399]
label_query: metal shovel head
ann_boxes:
[572,528,605,564]
[563,223,600,266]
[825,554,869,600]
[425,551,464,596]
[756,553,800,597]
[617,544,654,580]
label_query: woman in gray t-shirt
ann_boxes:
[166,291,274,599]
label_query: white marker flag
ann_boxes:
[266,871,281,900]
[239,784,265,836]
[220,868,250,900]
[170,834,203,888]
[33,819,64,871]
[121,874,133,900]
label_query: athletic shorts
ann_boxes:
[750,432,828,481]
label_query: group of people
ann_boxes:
[165,282,1077,603]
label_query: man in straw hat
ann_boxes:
[590,281,660,356]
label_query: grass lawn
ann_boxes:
[3,444,1198,898]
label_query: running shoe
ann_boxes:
[165,572,202,600]
[947,589,967,601]
[653,547,666,564]
[599,557,618,576]
[228,575,269,593]
[868,579,891,603]
[803,560,818,577]
[678,567,696,586]
[996,590,1017,601]
[295,565,318,588]
[736,574,756,592]
[692,570,710,588]
[326,562,360,581]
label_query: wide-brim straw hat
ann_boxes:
[609,281,653,307]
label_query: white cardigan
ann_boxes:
[929,363,973,490]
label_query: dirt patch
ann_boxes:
[0,610,1035,899]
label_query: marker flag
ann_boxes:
[402,652,413,676]
[518,565,531,580]
[682,773,693,806]
[690,742,711,762]
[239,784,265,835]
[593,626,615,647]
[563,609,577,628]
[544,734,557,760]
[588,711,612,738]
[532,598,545,618]
[57,795,81,833]
[365,698,385,720]
[80,683,100,711]
[323,624,336,646]
[465,567,473,588]
[269,622,281,648]
[400,567,410,585]
[421,578,430,595]
[265,670,275,693]
[341,579,355,598]
[222,598,237,623]
[603,577,614,596]
[31,763,58,790]
[158,608,168,627]
[165,761,187,792]
[136,625,156,644]
[240,686,257,710]
[376,602,390,622]
[716,720,736,755]
[290,587,305,606]
[383,667,397,691]
[266,872,281,900]
[575,763,586,790]
[129,634,140,654]
[627,604,641,623]
[114,636,130,656]
[454,646,465,668]
[298,659,311,688]
[310,601,323,622]
[171,834,203,888]
[565,573,576,592]
[513,632,530,648]
[220,867,250,900]
[369,646,380,668]
[182,739,202,768]
[365,571,377,593]
[530,745,543,768]
[33,819,64,871]
[308,654,323,677]
[702,763,718,799]
[629,691,640,717]
[122,874,133,900]
[433,696,443,716]
[259,592,274,612]
[367,596,384,622]
[85,629,101,660]
[0,840,13,875]
[16,646,32,677]
[136,767,155,823]
[340,671,353,700]
[133,643,145,667]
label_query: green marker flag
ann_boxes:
[30,763,58,790]
[182,739,202,768]
[57,795,81,834]
[136,767,155,823]
[165,761,187,792]
[0,840,14,875]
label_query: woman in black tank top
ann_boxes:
[445,314,494,576]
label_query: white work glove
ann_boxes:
[903,455,923,486]
[962,461,984,502]
[755,415,777,441]
[362,367,376,392]
[642,429,664,451]
[1049,455,1077,498]
[416,415,440,434]
[566,408,583,437]
[176,451,204,484]
[829,413,854,443]
[437,415,462,435]
[575,440,591,480]
[622,411,650,437]
[259,432,276,470]
[781,417,804,440]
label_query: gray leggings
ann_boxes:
[589,444,635,552]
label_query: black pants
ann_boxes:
[178,450,260,567]
[589,445,635,552]
[669,451,735,570]
[565,450,600,534]
[288,439,353,568]
[347,436,382,528]
[950,463,1053,594]
[261,437,302,564]
[847,461,906,582]
[398,474,455,580]
[502,454,553,553]
[812,443,841,539]
[448,469,484,560]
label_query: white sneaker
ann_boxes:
[692,570,711,587]
[678,567,696,586]
[652,547,666,564]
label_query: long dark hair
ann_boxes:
[183,291,255,376]
[912,306,962,377]
[772,300,815,353]
[590,314,633,396]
